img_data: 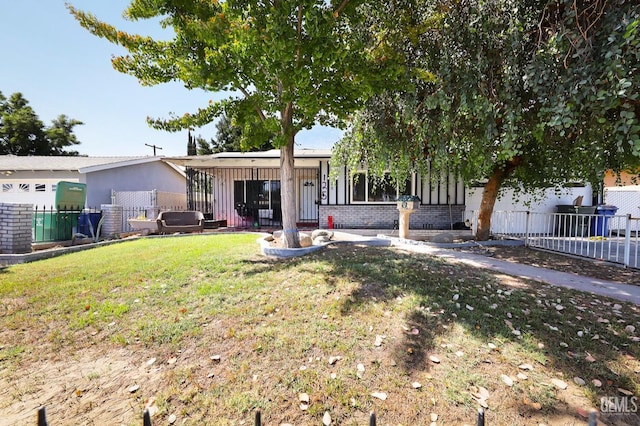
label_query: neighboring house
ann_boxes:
[603,169,640,187]
[603,170,640,221]
[0,155,186,208]
[163,149,466,229]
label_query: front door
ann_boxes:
[299,179,318,222]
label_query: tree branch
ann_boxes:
[238,86,267,122]
[333,0,349,17]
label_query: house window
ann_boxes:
[234,180,282,219]
[351,172,412,203]
[51,183,57,193]
[2,183,13,193]
[19,183,30,192]
[35,184,46,192]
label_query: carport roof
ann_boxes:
[0,155,173,173]
[163,149,332,168]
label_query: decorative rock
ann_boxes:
[168,414,177,424]
[431,233,454,243]
[574,377,586,386]
[429,355,441,364]
[313,236,331,245]
[371,392,387,400]
[323,411,331,425]
[299,233,313,248]
[312,229,334,240]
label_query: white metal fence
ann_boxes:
[466,210,640,269]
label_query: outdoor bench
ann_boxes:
[156,210,205,235]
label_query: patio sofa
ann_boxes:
[156,211,205,235]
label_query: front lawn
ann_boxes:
[0,234,638,425]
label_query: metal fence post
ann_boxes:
[624,214,631,268]
[525,211,530,247]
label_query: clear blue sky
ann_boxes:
[0,1,342,157]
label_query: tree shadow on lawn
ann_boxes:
[247,244,640,423]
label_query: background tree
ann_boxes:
[333,0,640,240]
[189,115,271,155]
[0,91,82,156]
[69,0,397,247]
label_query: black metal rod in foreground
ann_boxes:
[33,405,601,425]
[143,409,152,426]
[37,407,48,426]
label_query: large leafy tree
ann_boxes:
[0,91,82,156]
[333,0,640,240]
[68,0,396,247]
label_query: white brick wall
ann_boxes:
[0,203,33,254]
[319,205,465,230]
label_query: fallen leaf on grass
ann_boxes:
[551,379,568,390]
[501,375,514,387]
[522,397,542,410]
[371,392,387,400]
[618,388,634,396]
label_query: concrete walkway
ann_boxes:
[389,239,640,305]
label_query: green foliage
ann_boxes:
[0,91,83,156]
[67,0,394,146]
[333,0,640,192]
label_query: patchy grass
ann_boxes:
[0,233,638,425]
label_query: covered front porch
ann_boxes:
[164,150,329,229]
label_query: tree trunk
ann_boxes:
[475,157,522,241]
[280,107,301,248]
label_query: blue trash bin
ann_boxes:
[591,205,618,236]
[78,212,102,237]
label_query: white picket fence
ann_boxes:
[466,210,640,270]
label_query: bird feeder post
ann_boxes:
[396,196,421,240]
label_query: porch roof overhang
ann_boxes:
[162,149,331,169]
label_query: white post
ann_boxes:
[624,214,631,268]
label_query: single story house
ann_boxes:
[0,155,186,208]
[164,149,597,231]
